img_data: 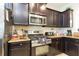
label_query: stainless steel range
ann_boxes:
[28,30,51,47]
[28,30,51,56]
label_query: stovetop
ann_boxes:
[28,34,51,46]
[28,34,45,40]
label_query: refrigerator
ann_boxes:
[3,3,13,56]
[0,3,4,56]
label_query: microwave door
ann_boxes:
[29,14,47,25]
[29,16,37,25]
[39,18,42,24]
[36,18,40,25]
[43,17,47,25]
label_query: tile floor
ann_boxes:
[56,53,68,56]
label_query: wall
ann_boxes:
[46,3,69,12]
[0,3,4,39]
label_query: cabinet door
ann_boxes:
[68,44,78,56]
[13,3,29,25]
[65,38,78,56]
[46,8,53,26]
[9,47,30,56]
[46,9,61,27]
[59,13,63,27]
[63,9,73,27]
[53,11,60,27]
[37,3,46,16]
[69,39,78,56]
[29,3,37,14]
[50,38,62,55]
[53,11,57,26]
[58,38,65,52]
[64,38,68,53]
[63,11,69,27]
[8,41,30,56]
[51,39,59,49]
[29,3,46,16]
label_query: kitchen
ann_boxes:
[1,3,79,56]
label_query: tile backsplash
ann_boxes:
[12,25,72,35]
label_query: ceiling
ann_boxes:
[46,3,69,11]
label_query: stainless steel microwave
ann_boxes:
[29,14,47,25]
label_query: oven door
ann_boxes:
[31,45,49,56]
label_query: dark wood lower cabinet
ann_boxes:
[51,38,65,53]
[49,37,79,56]
[58,38,65,52]
[65,43,78,56]
[65,38,79,56]
[8,41,31,56]
[8,38,79,56]
[48,38,63,56]
[9,47,30,56]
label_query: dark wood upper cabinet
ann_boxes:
[46,8,60,27]
[46,8,73,27]
[46,8,53,26]
[38,3,47,16]
[59,13,64,27]
[63,9,73,27]
[5,3,73,27]
[29,3,37,14]
[13,3,29,25]
[29,3,46,16]
[53,11,60,27]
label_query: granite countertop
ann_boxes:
[8,35,79,43]
[8,36,31,43]
[47,36,79,39]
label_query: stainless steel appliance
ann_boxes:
[4,5,13,56]
[0,4,4,56]
[28,30,51,56]
[29,14,47,25]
